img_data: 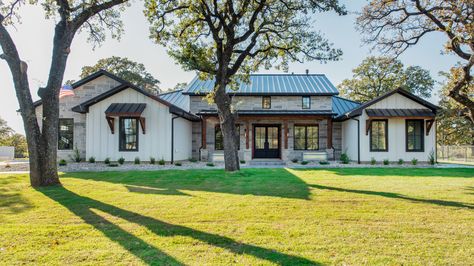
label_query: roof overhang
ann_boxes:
[105,103,146,117]
[365,108,435,118]
[183,92,338,96]
[197,109,336,117]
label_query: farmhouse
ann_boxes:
[34,70,439,163]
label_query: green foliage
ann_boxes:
[108,163,119,167]
[240,160,246,164]
[88,157,96,163]
[104,158,111,165]
[398,159,404,165]
[118,157,125,165]
[428,151,436,165]
[411,158,418,165]
[340,153,350,164]
[370,157,376,165]
[80,57,160,93]
[319,161,329,165]
[291,158,298,163]
[338,57,434,102]
[188,158,197,163]
[174,162,182,166]
[383,159,389,165]
[69,147,82,163]
[150,157,156,165]
[301,161,309,165]
[58,159,67,166]
[0,116,13,139]
[206,163,215,167]
[158,158,165,165]
[134,157,140,165]
[0,117,27,158]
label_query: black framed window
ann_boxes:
[58,118,74,150]
[406,119,424,152]
[370,119,388,152]
[215,125,240,150]
[262,96,271,109]
[294,125,319,150]
[302,96,311,109]
[119,117,139,151]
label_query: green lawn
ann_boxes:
[1,168,473,265]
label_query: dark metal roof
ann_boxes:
[158,90,189,111]
[105,103,146,117]
[366,108,435,117]
[332,96,360,117]
[197,109,335,116]
[184,74,339,95]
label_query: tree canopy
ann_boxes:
[356,0,474,122]
[338,56,434,103]
[80,56,160,94]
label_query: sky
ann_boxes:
[0,1,458,134]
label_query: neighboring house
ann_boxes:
[34,70,439,163]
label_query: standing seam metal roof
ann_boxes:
[183,74,339,95]
[332,96,361,117]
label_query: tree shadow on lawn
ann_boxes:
[64,169,311,200]
[293,167,474,178]
[0,175,33,213]
[309,184,474,210]
[38,185,319,265]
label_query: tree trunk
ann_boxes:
[214,79,240,172]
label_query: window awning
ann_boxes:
[105,103,146,117]
[365,108,435,118]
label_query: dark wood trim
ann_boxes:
[237,115,332,121]
[201,117,207,149]
[293,124,320,151]
[302,96,311,109]
[327,118,333,149]
[369,119,388,152]
[119,117,139,152]
[245,122,250,149]
[426,119,434,136]
[406,119,425,152]
[284,121,288,149]
[106,116,115,134]
[365,119,372,135]
[366,116,434,120]
[262,96,271,109]
[139,117,146,134]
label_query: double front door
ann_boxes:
[254,125,280,158]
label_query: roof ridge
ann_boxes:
[333,95,361,104]
[159,89,183,96]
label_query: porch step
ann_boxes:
[248,159,286,166]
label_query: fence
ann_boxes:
[437,145,474,163]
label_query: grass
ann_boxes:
[0,168,473,265]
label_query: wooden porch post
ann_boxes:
[284,121,288,149]
[327,118,333,149]
[201,117,207,149]
[246,121,250,149]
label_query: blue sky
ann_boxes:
[0,1,458,134]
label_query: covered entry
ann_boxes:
[253,125,280,158]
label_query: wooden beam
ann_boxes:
[327,118,333,149]
[201,117,207,149]
[237,115,332,121]
[367,116,435,119]
[139,117,146,134]
[284,121,288,149]
[366,119,372,135]
[426,119,434,136]
[106,116,114,134]
[245,121,250,149]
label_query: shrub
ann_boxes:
[104,157,111,165]
[240,160,246,164]
[398,159,404,165]
[175,162,182,166]
[69,146,82,162]
[383,159,389,165]
[370,157,376,165]
[108,163,119,167]
[340,153,350,164]
[319,161,329,165]
[428,151,435,165]
[301,161,308,165]
[158,158,165,165]
[118,157,125,165]
[150,157,156,164]
[5,163,11,168]
[206,163,215,167]
[411,158,418,165]
[134,157,140,165]
[88,156,96,163]
[58,159,67,166]
[189,158,198,163]
[291,158,298,163]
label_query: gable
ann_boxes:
[370,93,429,109]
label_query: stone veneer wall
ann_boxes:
[35,75,121,160]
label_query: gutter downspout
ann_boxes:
[350,117,361,164]
[171,115,179,164]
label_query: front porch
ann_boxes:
[195,113,341,162]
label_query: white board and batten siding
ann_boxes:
[342,92,436,162]
[86,87,192,161]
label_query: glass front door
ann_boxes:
[254,125,280,158]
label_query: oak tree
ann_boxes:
[145,0,346,171]
[0,0,129,186]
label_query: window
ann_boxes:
[119,118,139,151]
[58,118,74,150]
[215,125,240,150]
[406,120,424,152]
[294,125,319,150]
[302,96,311,109]
[262,96,271,109]
[370,119,388,152]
